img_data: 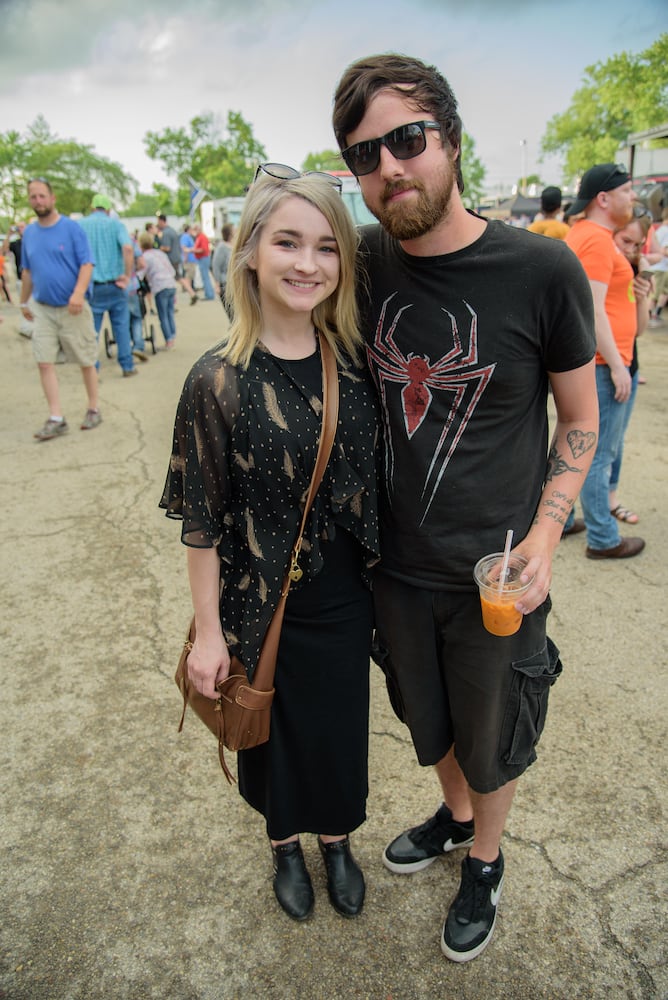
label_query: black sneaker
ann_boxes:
[441,851,504,962]
[382,804,474,874]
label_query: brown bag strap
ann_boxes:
[251,333,339,691]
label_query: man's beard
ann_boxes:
[369,166,456,240]
[33,205,53,218]
[610,199,633,229]
[616,205,634,228]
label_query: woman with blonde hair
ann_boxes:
[160,165,380,922]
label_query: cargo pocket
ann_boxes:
[371,634,408,725]
[500,636,562,767]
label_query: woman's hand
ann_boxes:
[185,547,227,699]
[187,629,231,700]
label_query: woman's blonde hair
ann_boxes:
[223,175,362,368]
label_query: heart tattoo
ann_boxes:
[567,430,596,459]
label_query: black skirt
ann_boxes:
[237,528,373,840]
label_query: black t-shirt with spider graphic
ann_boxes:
[358,219,595,590]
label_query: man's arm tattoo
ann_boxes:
[566,429,597,459]
[539,429,597,526]
[545,429,597,483]
[545,444,580,482]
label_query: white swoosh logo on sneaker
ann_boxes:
[490,883,502,907]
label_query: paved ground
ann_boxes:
[0,292,666,1000]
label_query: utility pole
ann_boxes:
[519,139,527,196]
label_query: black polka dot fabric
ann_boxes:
[160,334,381,678]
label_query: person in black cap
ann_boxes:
[528,186,569,240]
[564,163,646,559]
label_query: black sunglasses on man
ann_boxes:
[341,121,441,177]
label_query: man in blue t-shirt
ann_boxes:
[20,178,102,441]
[78,194,137,376]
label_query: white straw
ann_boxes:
[498,529,514,593]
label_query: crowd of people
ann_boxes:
[1,186,234,440]
[2,50,665,968]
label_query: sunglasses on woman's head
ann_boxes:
[341,121,441,177]
[254,163,342,193]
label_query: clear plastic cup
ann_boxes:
[473,552,534,637]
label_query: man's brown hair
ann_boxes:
[332,53,464,193]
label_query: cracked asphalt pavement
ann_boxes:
[1,295,666,999]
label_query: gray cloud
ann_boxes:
[0,0,289,89]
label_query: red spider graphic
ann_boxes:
[367,293,496,523]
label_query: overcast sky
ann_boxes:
[0,0,664,198]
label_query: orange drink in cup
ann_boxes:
[473,553,533,637]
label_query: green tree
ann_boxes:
[120,183,174,216]
[460,133,486,210]
[515,173,544,195]
[301,150,346,172]
[144,111,267,203]
[541,34,668,181]
[524,173,543,189]
[0,115,136,221]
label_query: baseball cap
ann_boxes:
[565,163,630,217]
[92,193,112,210]
[540,185,562,213]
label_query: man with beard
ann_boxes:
[332,54,599,962]
[20,178,101,440]
[564,164,645,559]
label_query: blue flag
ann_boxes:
[188,177,208,219]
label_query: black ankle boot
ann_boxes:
[318,836,365,917]
[272,841,314,921]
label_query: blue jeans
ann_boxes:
[128,295,145,351]
[579,365,629,550]
[89,282,133,372]
[155,288,176,343]
[609,369,638,491]
[197,257,216,299]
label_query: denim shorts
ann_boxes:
[372,572,562,793]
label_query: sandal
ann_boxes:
[610,504,639,525]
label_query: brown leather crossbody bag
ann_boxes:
[174,335,339,782]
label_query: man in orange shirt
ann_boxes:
[528,186,569,240]
[565,163,645,559]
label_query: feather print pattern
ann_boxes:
[245,510,264,558]
[194,420,205,464]
[234,451,255,472]
[262,383,289,430]
[283,449,295,481]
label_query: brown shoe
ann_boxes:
[562,518,586,537]
[586,537,645,560]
